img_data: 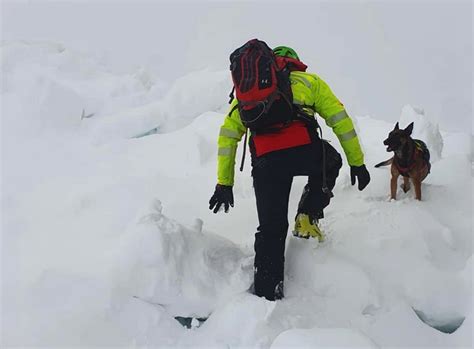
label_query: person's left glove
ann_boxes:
[350,164,371,191]
[209,184,234,213]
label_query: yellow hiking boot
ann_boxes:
[293,213,325,242]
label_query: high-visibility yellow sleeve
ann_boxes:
[217,100,246,186]
[311,75,364,166]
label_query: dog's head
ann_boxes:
[383,122,414,152]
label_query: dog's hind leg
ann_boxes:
[401,176,411,193]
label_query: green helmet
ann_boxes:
[273,46,300,60]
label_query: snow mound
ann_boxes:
[113,199,252,318]
[159,69,231,132]
[399,105,443,161]
[86,69,230,143]
[2,40,231,144]
[1,40,163,138]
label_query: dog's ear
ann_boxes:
[405,122,414,135]
[394,122,399,130]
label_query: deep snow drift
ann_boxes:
[2,41,472,348]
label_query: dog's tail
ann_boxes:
[374,158,393,168]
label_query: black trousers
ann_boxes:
[251,140,341,300]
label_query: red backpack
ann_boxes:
[229,39,304,130]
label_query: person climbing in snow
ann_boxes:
[209,40,370,301]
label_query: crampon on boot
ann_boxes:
[293,213,325,242]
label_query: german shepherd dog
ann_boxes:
[375,122,431,200]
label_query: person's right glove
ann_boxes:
[350,164,371,191]
[209,184,234,213]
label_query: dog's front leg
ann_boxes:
[413,177,422,200]
[390,173,399,200]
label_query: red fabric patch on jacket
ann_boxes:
[252,121,312,157]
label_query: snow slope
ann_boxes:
[1,41,472,348]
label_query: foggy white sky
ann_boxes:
[2,0,472,132]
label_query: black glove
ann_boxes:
[209,184,234,213]
[350,165,370,191]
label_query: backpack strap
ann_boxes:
[228,86,235,104]
[239,128,248,172]
[228,102,239,117]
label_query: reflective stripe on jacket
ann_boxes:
[217,71,364,186]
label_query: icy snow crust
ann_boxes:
[2,41,472,348]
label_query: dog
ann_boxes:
[375,122,431,200]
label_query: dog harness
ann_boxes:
[395,148,419,177]
[395,141,430,177]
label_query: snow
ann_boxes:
[271,327,377,348]
[1,41,472,348]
